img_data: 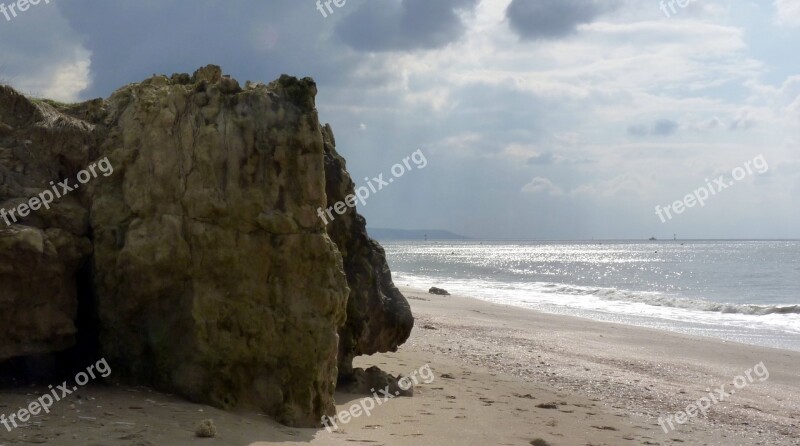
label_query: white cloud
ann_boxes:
[28,50,92,102]
[775,0,800,26]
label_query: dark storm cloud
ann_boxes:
[628,119,679,137]
[334,0,480,52]
[58,0,363,98]
[505,0,612,40]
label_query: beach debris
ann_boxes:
[422,324,437,330]
[592,425,618,431]
[530,439,551,446]
[195,419,217,438]
[428,287,450,295]
[535,402,559,409]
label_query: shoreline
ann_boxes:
[392,271,800,353]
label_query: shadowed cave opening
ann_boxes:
[0,261,102,387]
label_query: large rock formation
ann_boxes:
[0,66,413,427]
[321,125,414,380]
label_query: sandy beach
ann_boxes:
[1,286,798,446]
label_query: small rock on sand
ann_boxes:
[195,419,217,438]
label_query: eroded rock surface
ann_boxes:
[0,66,413,426]
[88,70,350,426]
[0,86,94,361]
[321,125,414,381]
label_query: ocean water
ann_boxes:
[382,240,800,351]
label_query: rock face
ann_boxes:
[0,66,413,427]
[320,126,414,379]
[88,70,352,426]
[0,86,94,361]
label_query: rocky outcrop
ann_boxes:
[0,86,94,361]
[321,126,414,380]
[0,66,413,427]
[88,69,353,426]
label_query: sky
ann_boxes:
[1,0,798,240]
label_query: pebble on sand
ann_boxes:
[195,419,217,438]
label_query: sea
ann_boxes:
[383,240,800,351]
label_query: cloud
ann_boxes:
[38,53,92,101]
[653,119,679,135]
[505,0,613,40]
[522,177,564,195]
[523,173,654,199]
[571,173,654,199]
[729,109,758,131]
[335,0,480,52]
[775,0,800,26]
[628,119,679,137]
[691,117,723,131]
[0,2,90,101]
[527,151,557,165]
[58,1,367,98]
